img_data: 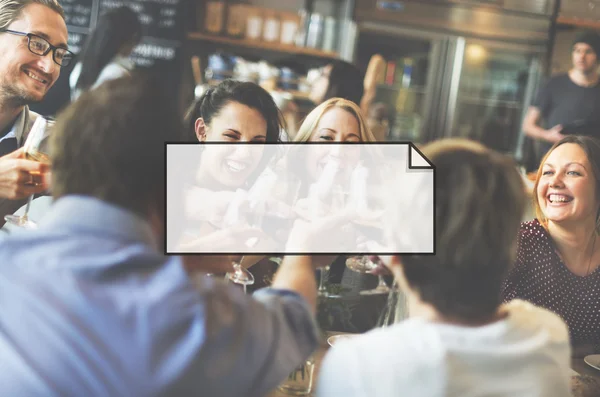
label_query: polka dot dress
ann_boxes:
[502,220,600,350]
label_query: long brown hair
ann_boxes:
[533,135,600,234]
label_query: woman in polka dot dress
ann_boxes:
[502,135,600,356]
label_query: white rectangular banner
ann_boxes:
[166,143,434,254]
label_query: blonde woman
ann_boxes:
[287,98,387,331]
[249,99,378,292]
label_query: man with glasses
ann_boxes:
[0,0,72,226]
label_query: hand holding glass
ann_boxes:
[4,117,52,229]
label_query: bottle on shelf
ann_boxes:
[225,1,246,38]
[305,13,324,49]
[295,9,309,47]
[401,58,413,88]
[203,1,225,35]
[262,10,280,43]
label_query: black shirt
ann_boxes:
[533,73,600,154]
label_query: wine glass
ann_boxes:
[345,255,390,295]
[222,189,255,293]
[314,184,348,297]
[4,117,53,229]
[227,256,254,294]
[377,279,409,327]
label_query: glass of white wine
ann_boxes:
[4,117,53,229]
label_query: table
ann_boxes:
[268,333,600,397]
[1,196,52,233]
[267,333,333,397]
[571,357,600,397]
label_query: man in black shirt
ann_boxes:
[523,31,600,162]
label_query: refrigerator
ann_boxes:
[351,0,557,159]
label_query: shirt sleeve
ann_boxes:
[190,281,319,397]
[501,228,527,302]
[531,78,553,117]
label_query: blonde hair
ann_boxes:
[294,97,376,143]
[0,0,64,30]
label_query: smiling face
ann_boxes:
[195,101,267,189]
[308,107,361,144]
[306,107,362,182]
[0,4,67,105]
[572,42,598,75]
[537,143,599,226]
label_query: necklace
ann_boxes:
[586,235,597,276]
[554,232,598,276]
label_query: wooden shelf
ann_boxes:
[557,16,600,30]
[187,32,339,60]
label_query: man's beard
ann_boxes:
[0,83,43,108]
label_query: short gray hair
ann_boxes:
[0,0,64,30]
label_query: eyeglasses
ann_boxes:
[0,29,74,67]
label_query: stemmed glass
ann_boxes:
[317,266,330,296]
[4,117,52,229]
[222,189,255,293]
[303,155,350,296]
[314,183,348,296]
[227,256,254,294]
[377,279,409,327]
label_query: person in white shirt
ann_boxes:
[69,6,141,101]
[317,138,573,397]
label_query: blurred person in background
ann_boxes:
[309,60,364,107]
[503,135,600,357]
[69,6,141,101]
[318,139,572,397]
[522,31,600,164]
[0,74,333,396]
[0,0,71,225]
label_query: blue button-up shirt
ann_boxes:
[0,196,319,397]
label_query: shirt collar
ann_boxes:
[39,195,159,249]
[113,55,135,71]
[0,106,31,146]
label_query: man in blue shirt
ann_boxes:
[0,74,323,396]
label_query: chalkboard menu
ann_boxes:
[63,0,185,67]
[31,0,186,116]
